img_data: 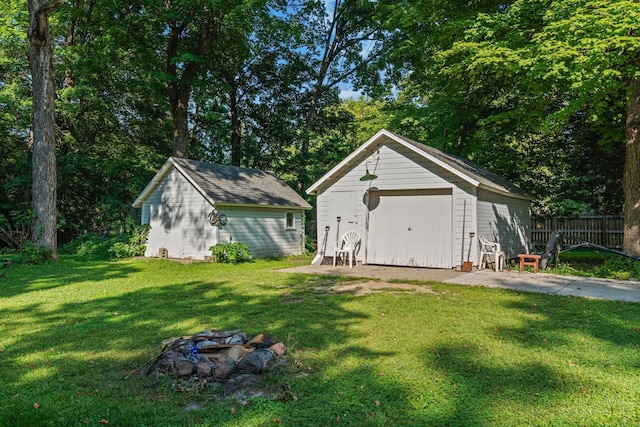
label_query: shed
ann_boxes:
[133,157,311,260]
[306,129,532,269]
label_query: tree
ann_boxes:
[395,0,640,253]
[28,0,63,258]
[293,0,402,190]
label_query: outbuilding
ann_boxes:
[306,129,532,269]
[133,157,311,260]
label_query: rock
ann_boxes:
[235,349,275,374]
[174,357,195,377]
[198,354,211,364]
[252,336,276,349]
[225,334,245,345]
[214,355,236,380]
[211,330,245,341]
[178,341,196,355]
[156,350,183,373]
[269,342,287,356]
[196,360,212,378]
[162,337,187,348]
[224,345,254,361]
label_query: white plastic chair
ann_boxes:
[333,231,361,268]
[478,234,505,272]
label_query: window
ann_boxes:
[285,212,296,230]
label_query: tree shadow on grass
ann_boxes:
[415,344,579,426]
[6,260,637,426]
[0,256,142,298]
[498,295,640,349]
[0,264,411,426]
[411,292,640,426]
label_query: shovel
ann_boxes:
[311,226,330,265]
[462,232,475,272]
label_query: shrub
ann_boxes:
[592,256,640,280]
[0,210,32,250]
[61,224,150,259]
[210,242,252,263]
[108,224,150,259]
[18,241,53,265]
[61,233,115,258]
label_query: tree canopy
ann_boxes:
[2,0,640,254]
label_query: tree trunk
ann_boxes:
[229,83,242,166]
[166,15,217,159]
[170,84,190,158]
[28,0,61,259]
[623,77,640,256]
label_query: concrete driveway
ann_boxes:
[280,264,640,303]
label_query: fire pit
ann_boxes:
[142,330,287,383]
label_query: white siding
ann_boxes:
[215,206,305,257]
[317,190,363,261]
[453,189,477,268]
[141,168,307,259]
[142,168,216,259]
[313,135,532,268]
[477,188,531,259]
[317,142,471,267]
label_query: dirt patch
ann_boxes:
[320,280,436,296]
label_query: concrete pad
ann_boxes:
[278,264,640,303]
[554,277,640,302]
[279,264,465,283]
[445,270,640,302]
[445,270,574,294]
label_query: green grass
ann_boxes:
[510,247,640,279]
[1,256,639,426]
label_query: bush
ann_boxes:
[61,224,150,259]
[210,242,252,263]
[108,224,150,259]
[61,233,115,258]
[18,241,53,265]
[592,256,640,280]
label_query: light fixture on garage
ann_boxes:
[359,166,377,181]
[360,150,379,181]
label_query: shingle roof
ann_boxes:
[306,129,531,199]
[133,157,311,209]
[393,133,530,198]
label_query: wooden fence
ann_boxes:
[531,216,624,249]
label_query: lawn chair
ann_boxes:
[478,234,505,272]
[333,231,361,268]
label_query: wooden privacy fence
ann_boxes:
[531,216,624,249]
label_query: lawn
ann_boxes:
[1,256,639,426]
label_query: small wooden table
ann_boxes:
[517,254,541,273]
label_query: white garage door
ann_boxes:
[366,189,452,268]
[147,204,183,258]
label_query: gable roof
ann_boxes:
[306,129,532,200]
[132,157,311,209]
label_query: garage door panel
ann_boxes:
[367,190,452,268]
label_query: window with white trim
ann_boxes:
[285,212,296,230]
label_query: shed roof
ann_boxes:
[306,129,532,199]
[132,157,311,209]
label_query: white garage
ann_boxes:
[306,129,532,269]
[367,189,453,267]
